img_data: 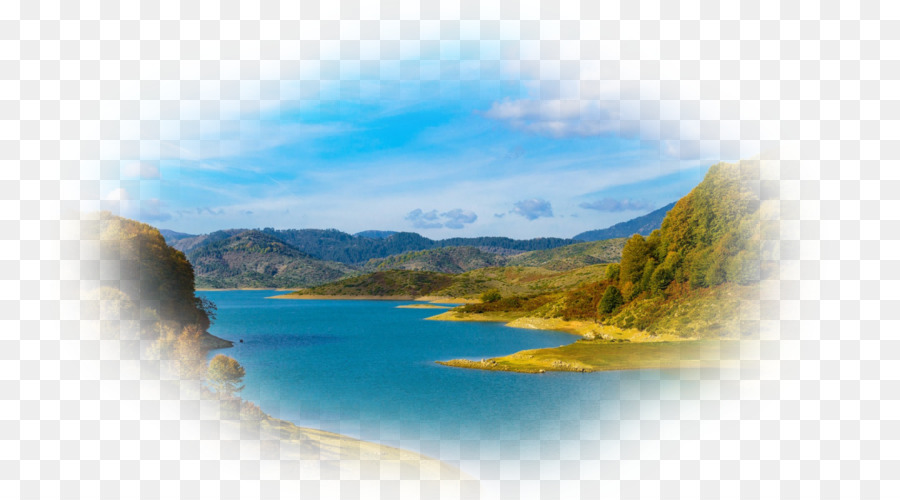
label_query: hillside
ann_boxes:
[363,246,508,273]
[573,202,676,241]
[435,265,611,298]
[354,230,398,239]
[171,229,245,253]
[187,230,354,289]
[159,229,197,244]
[507,239,626,271]
[288,264,612,300]
[166,227,578,267]
[448,161,760,339]
[297,270,455,297]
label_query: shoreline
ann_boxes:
[197,287,299,292]
[203,333,468,479]
[427,310,726,374]
[396,304,452,309]
[269,294,479,303]
[246,413,471,480]
[269,293,418,300]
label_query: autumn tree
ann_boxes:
[604,263,620,281]
[174,325,210,380]
[618,234,651,285]
[207,355,246,398]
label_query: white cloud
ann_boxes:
[482,99,621,138]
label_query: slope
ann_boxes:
[445,160,760,339]
[187,230,354,289]
[362,246,508,273]
[507,238,626,271]
[178,227,577,267]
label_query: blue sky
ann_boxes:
[113,75,720,239]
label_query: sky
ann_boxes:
[107,58,734,240]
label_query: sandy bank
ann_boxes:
[414,296,480,304]
[249,416,471,480]
[437,339,735,374]
[428,310,720,374]
[396,304,453,309]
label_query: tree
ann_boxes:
[174,325,209,380]
[619,234,651,285]
[598,285,624,314]
[604,263,620,281]
[650,265,675,294]
[481,289,502,303]
[207,354,246,398]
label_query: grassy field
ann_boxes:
[437,339,740,373]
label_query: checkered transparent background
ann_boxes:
[1,1,897,498]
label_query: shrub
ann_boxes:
[480,289,502,303]
[598,285,624,314]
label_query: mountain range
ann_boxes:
[572,202,676,241]
[161,206,669,289]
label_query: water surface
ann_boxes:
[201,290,644,467]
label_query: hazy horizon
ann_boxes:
[157,198,679,241]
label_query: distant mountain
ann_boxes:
[159,229,197,245]
[187,230,353,289]
[171,229,246,253]
[179,227,577,266]
[572,202,677,241]
[171,226,613,289]
[354,230,398,239]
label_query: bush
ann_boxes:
[480,289,502,303]
[598,285,624,314]
[604,263,620,281]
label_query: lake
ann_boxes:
[200,290,660,472]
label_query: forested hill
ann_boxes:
[187,230,353,289]
[458,161,760,338]
[572,202,676,241]
[169,227,577,266]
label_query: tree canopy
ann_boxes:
[207,354,246,398]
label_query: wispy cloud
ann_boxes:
[482,99,621,138]
[579,198,656,213]
[511,199,553,221]
[166,122,357,162]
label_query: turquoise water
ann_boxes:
[200,290,630,463]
